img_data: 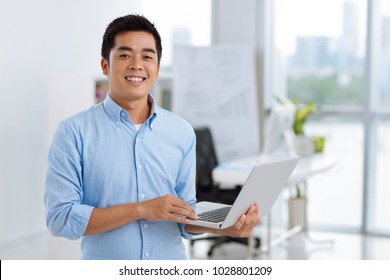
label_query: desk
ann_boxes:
[213,154,337,186]
[212,154,337,256]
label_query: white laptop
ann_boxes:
[188,156,300,229]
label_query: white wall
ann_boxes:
[212,0,259,45]
[0,0,141,255]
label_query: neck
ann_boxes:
[126,100,151,124]
[111,94,151,124]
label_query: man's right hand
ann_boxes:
[138,194,198,224]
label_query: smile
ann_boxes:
[125,76,145,82]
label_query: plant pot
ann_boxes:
[288,197,307,230]
[294,136,314,156]
[294,135,326,156]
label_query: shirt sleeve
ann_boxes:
[175,129,199,239]
[44,121,94,240]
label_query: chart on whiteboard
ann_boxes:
[172,46,260,161]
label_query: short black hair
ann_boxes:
[101,14,162,65]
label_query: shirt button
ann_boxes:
[145,252,149,257]
[139,165,143,170]
[140,194,145,199]
[144,224,148,228]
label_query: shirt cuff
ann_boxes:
[179,223,202,239]
[69,204,94,237]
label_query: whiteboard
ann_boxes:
[172,46,260,162]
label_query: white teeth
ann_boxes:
[126,76,143,82]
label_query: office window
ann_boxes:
[305,120,363,228]
[141,0,211,71]
[274,0,366,107]
[273,0,367,230]
[371,120,390,232]
[367,0,390,233]
[379,1,390,107]
[379,0,390,108]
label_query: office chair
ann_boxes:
[190,127,260,256]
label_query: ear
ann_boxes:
[101,58,109,76]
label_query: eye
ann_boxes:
[144,56,153,60]
[119,54,130,59]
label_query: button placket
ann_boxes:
[135,131,145,205]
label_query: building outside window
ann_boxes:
[274,0,390,235]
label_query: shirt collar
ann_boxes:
[103,93,158,129]
[147,95,158,129]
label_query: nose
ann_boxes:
[128,56,143,71]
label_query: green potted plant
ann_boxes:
[292,100,316,136]
[276,96,325,155]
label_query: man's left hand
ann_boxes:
[217,203,261,237]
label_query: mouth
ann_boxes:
[125,76,146,82]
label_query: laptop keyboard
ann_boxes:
[198,206,232,223]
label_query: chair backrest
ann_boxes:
[194,127,219,197]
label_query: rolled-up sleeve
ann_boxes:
[175,130,198,239]
[44,122,93,240]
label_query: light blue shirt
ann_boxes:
[44,94,197,260]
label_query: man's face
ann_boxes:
[101,31,160,104]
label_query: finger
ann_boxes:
[249,206,261,224]
[164,198,198,219]
[253,203,260,214]
[167,196,194,212]
[169,199,198,219]
[246,215,260,229]
[246,203,259,215]
[234,214,246,230]
[246,203,257,215]
[167,212,191,224]
[170,205,198,220]
[242,205,256,226]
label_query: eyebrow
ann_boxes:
[116,46,156,54]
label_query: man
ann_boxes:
[44,14,261,260]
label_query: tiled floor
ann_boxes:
[2,227,390,260]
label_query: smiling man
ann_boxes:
[44,14,261,260]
